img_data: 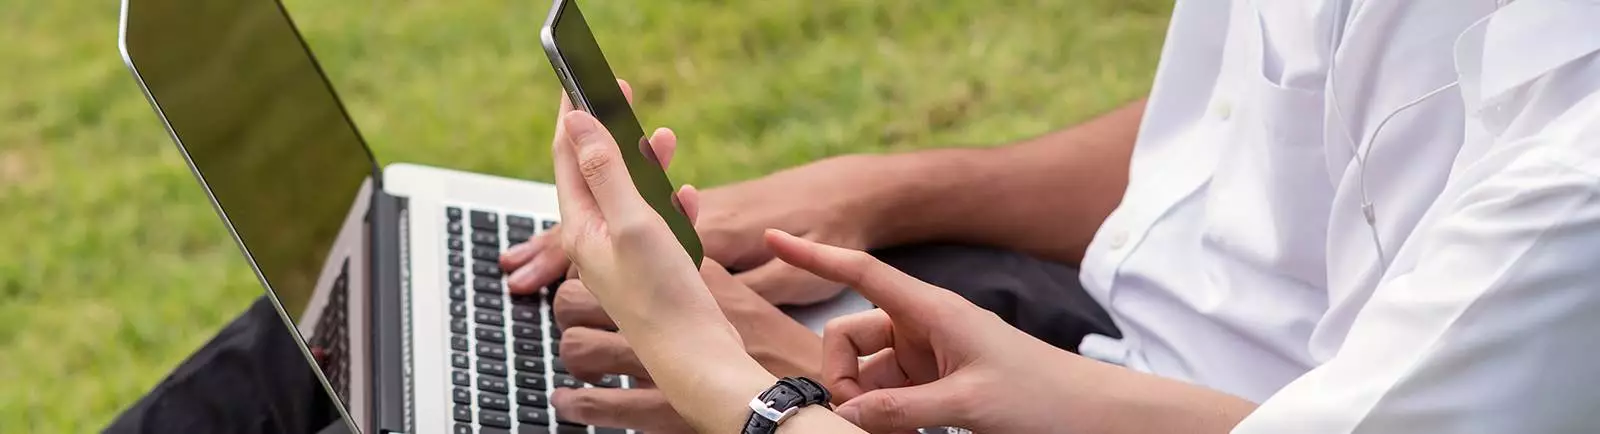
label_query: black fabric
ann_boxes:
[103,297,344,434]
[873,243,1120,352]
[107,244,1114,433]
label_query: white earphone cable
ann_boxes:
[1324,3,1459,274]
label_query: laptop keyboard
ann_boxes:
[445,206,628,434]
[308,258,351,402]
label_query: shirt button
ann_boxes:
[1211,99,1233,121]
[1108,230,1130,250]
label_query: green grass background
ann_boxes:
[0,0,1170,431]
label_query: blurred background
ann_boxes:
[0,0,1169,431]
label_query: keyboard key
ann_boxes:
[516,426,545,434]
[474,311,504,326]
[553,373,583,389]
[551,340,561,356]
[514,356,544,373]
[474,293,504,310]
[448,237,464,251]
[511,306,539,324]
[507,228,534,245]
[449,268,466,285]
[550,326,562,339]
[470,210,499,231]
[452,352,469,369]
[595,374,622,388]
[474,279,504,294]
[449,284,467,301]
[453,387,470,404]
[514,340,543,356]
[447,207,463,221]
[557,422,588,433]
[483,429,510,434]
[451,301,467,317]
[551,358,567,374]
[513,323,541,339]
[595,428,627,434]
[515,388,549,407]
[517,407,552,426]
[516,373,546,390]
[511,293,541,306]
[451,318,468,334]
[451,336,468,352]
[473,261,503,278]
[449,251,465,267]
[447,220,463,235]
[476,327,506,343]
[454,423,472,434]
[478,359,508,377]
[472,246,500,261]
[477,342,507,360]
[452,370,470,386]
[506,215,537,229]
[478,376,509,394]
[478,392,511,411]
[543,220,559,231]
[471,231,499,246]
[453,405,472,422]
[480,410,513,429]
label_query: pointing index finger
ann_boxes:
[763,229,931,315]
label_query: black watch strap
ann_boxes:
[742,377,832,434]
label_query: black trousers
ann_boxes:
[104,244,1118,433]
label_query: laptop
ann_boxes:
[116,0,585,430]
[117,0,879,432]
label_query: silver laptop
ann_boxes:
[116,0,880,432]
[117,0,629,432]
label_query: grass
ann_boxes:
[0,0,1170,431]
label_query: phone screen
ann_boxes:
[545,0,704,266]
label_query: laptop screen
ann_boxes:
[120,0,375,427]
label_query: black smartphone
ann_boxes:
[540,0,704,266]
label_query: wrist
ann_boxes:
[837,151,977,248]
[745,313,824,379]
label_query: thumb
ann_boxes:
[763,229,929,314]
[563,111,645,218]
[835,382,968,433]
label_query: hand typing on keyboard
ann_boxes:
[549,262,823,432]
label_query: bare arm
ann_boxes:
[510,98,1146,303]
[862,99,1146,265]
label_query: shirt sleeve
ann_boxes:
[1233,93,1600,432]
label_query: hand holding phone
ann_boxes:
[540,0,703,266]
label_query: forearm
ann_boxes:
[612,285,856,433]
[864,99,1145,265]
[1062,357,1256,434]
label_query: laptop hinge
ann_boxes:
[369,189,409,433]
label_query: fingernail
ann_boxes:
[502,241,532,261]
[508,262,537,288]
[563,112,595,140]
[836,405,860,426]
[549,387,571,409]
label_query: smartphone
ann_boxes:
[540,0,704,266]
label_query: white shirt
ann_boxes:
[1078,0,1600,431]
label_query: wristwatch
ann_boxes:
[742,377,832,434]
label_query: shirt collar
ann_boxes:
[1454,0,1600,112]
